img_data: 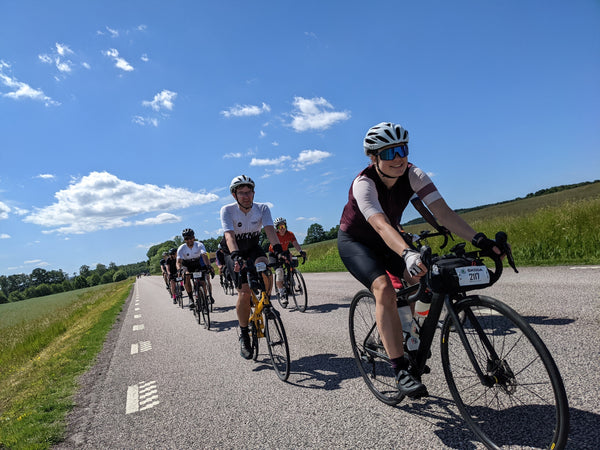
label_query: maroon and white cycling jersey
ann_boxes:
[340,163,441,240]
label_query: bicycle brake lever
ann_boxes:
[495,231,518,273]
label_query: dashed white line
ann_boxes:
[130,341,152,354]
[133,324,145,331]
[126,381,159,414]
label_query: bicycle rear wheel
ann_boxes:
[440,295,569,449]
[198,289,210,329]
[291,270,308,312]
[349,290,402,405]
[265,308,290,381]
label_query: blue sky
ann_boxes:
[1,0,599,277]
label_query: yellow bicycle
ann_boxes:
[244,259,291,381]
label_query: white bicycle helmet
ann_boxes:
[363,122,409,155]
[274,217,286,227]
[229,175,255,193]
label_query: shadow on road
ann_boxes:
[522,315,574,326]
[301,302,350,314]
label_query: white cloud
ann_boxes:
[221,102,270,118]
[223,152,243,159]
[293,149,332,170]
[55,43,73,57]
[296,216,320,222]
[36,174,56,180]
[142,90,177,111]
[82,62,91,70]
[289,96,350,132]
[141,54,149,62]
[259,130,266,138]
[105,26,119,38]
[102,48,134,72]
[24,171,219,234]
[0,201,9,220]
[135,213,181,226]
[0,61,59,106]
[132,116,159,127]
[24,259,42,265]
[13,207,28,216]
[0,233,10,239]
[250,156,291,166]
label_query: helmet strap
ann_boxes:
[234,193,253,212]
[375,157,398,179]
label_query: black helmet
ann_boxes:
[169,247,177,255]
[182,228,194,238]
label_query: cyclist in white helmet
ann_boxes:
[338,121,501,398]
[220,175,284,359]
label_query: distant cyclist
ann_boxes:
[268,217,306,307]
[220,175,283,360]
[159,252,169,289]
[338,121,501,398]
[215,244,232,290]
[165,248,178,303]
[176,228,213,308]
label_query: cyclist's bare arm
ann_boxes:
[263,225,280,251]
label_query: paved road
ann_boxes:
[57,266,600,449]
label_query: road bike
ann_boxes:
[348,230,569,449]
[273,252,308,312]
[241,258,291,381]
[189,270,211,330]
[220,266,235,295]
[174,272,185,308]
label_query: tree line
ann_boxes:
[0,261,148,304]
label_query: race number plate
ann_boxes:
[455,266,490,286]
[193,272,204,279]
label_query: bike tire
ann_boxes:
[440,295,569,449]
[265,308,290,381]
[250,320,259,361]
[291,270,308,312]
[348,290,402,405]
[203,291,211,329]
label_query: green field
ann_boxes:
[0,280,133,449]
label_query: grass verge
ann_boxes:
[0,280,133,449]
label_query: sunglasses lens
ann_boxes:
[379,145,408,160]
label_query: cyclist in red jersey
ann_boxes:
[269,217,306,306]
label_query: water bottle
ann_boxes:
[397,304,412,337]
[411,300,431,337]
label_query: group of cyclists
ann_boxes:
[158,120,505,400]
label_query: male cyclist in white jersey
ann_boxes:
[176,228,212,309]
[220,175,283,359]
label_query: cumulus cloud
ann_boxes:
[1,233,10,239]
[221,102,270,118]
[0,201,10,220]
[38,43,89,78]
[296,216,320,222]
[0,60,59,106]
[36,174,56,180]
[250,156,291,166]
[293,149,332,170]
[24,171,219,234]
[102,48,134,71]
[142,90,177,111]
[289,96,350,132]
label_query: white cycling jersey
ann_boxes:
[220,202,273,252]
[177,241,207,261]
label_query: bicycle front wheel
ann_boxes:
[291,270,308,312]
[199,290,210,330]
[250,320,260,361]
[349,290,402,405]
[440,295,569,449]
[265,308,290,381]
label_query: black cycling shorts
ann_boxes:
[182,258,206,274]
[224,245,267,290]
[337,229,406,290]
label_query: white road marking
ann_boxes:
[130,341,152,354]
[126,381,159,414]
[135,307,140,311]
[134,314,142,319]
[569,266,600,270]
[133,324,145,331]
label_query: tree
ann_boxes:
[72,276,88,290]
[30,268,49,286]
[95,263,107,276]
[101,271,115,284]
[87,273,101,286]
[304,223,326,245]
[0,290,8,304]
[79,265,91,278]
[113,270,127,282]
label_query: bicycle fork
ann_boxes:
[443,296,508,389]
